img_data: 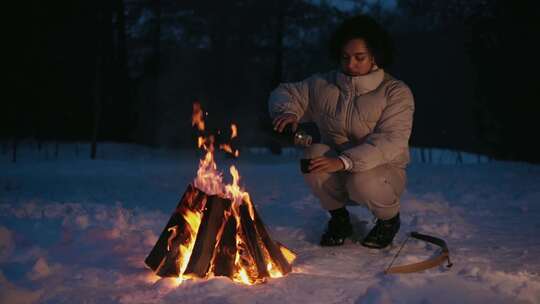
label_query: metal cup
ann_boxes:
[293,130,312,147]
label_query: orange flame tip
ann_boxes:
[192,102,205,131]
[231,124,238,139]
[220,144,234,154]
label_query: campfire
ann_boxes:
[144,102,296,285]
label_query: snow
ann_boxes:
[1,143,540,303]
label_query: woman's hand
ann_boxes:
[308,157,345,173]
[272,113,298,133]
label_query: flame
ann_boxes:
[197,136,205,149]
[219,144,239,157]
[279,245,297,265]
[267,262,283,278]
[244,195,256,222]
[231,232,256,285]
[144,272,162,284]
[231,124,238,139]
[194,137,223,196]
[192,102,205,131]
[236,267,252,285]
[171,277,185,287]
[167,226,178,251]
[224,166,252,211]
[152,101,292,286]
[220,144,234,154]
[260,240,286,279]
[218,124,240,157]
[176,209,202,283]
[192,103,224,195]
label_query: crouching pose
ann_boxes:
[269,15,414,249]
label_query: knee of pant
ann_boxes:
[303,143,332,159]
[303,171,331,186]
[346,173,396,206]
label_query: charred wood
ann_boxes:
[253,208,292,274]
[239,203,269,279]
[145,185,205,271]
[212,214,238,278]
[183,196,231,278]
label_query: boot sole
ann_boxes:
[361,240,393,249]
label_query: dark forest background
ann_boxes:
[5,0,540,163]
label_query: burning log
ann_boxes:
[145,185,296,285]
[145,184,206,274]
[238,202,270,279]
[183,196,231,278]
[144,101,295,285]
[253,208,292,274]
[212,215,238,278]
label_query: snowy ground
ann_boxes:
[1,143,539,304]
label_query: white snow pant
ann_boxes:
[303,143,407,220]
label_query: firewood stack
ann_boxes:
[145,184,296,285]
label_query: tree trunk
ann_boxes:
[12,138,17,163]
[148,0,161,146]
[271,0,285,88]
[456,150,463,164]
[115,0,127,75]
[55,141,59,159]
[112,0,131,141]
[91,10,104,160]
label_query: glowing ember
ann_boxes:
[144,272,161,284]
[267,262,283,278]
[235,267,252,285]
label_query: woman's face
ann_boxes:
[340,38,375,76]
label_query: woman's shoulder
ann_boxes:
[302,70,340,89]
[382,73,413,97]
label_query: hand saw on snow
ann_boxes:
[384,231,453,274]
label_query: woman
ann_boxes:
[268,15,414,249]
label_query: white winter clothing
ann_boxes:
[268,69,414,218]
[268,69,414,172]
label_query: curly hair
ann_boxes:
[329,15,394,68]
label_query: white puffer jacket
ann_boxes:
[268,69,415,172]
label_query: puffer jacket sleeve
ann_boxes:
[268,76,313,122]
[341,81,415,172]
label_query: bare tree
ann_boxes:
[91,7,105,160]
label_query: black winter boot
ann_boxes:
[361,213,400,249]
[320,208,353,246]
